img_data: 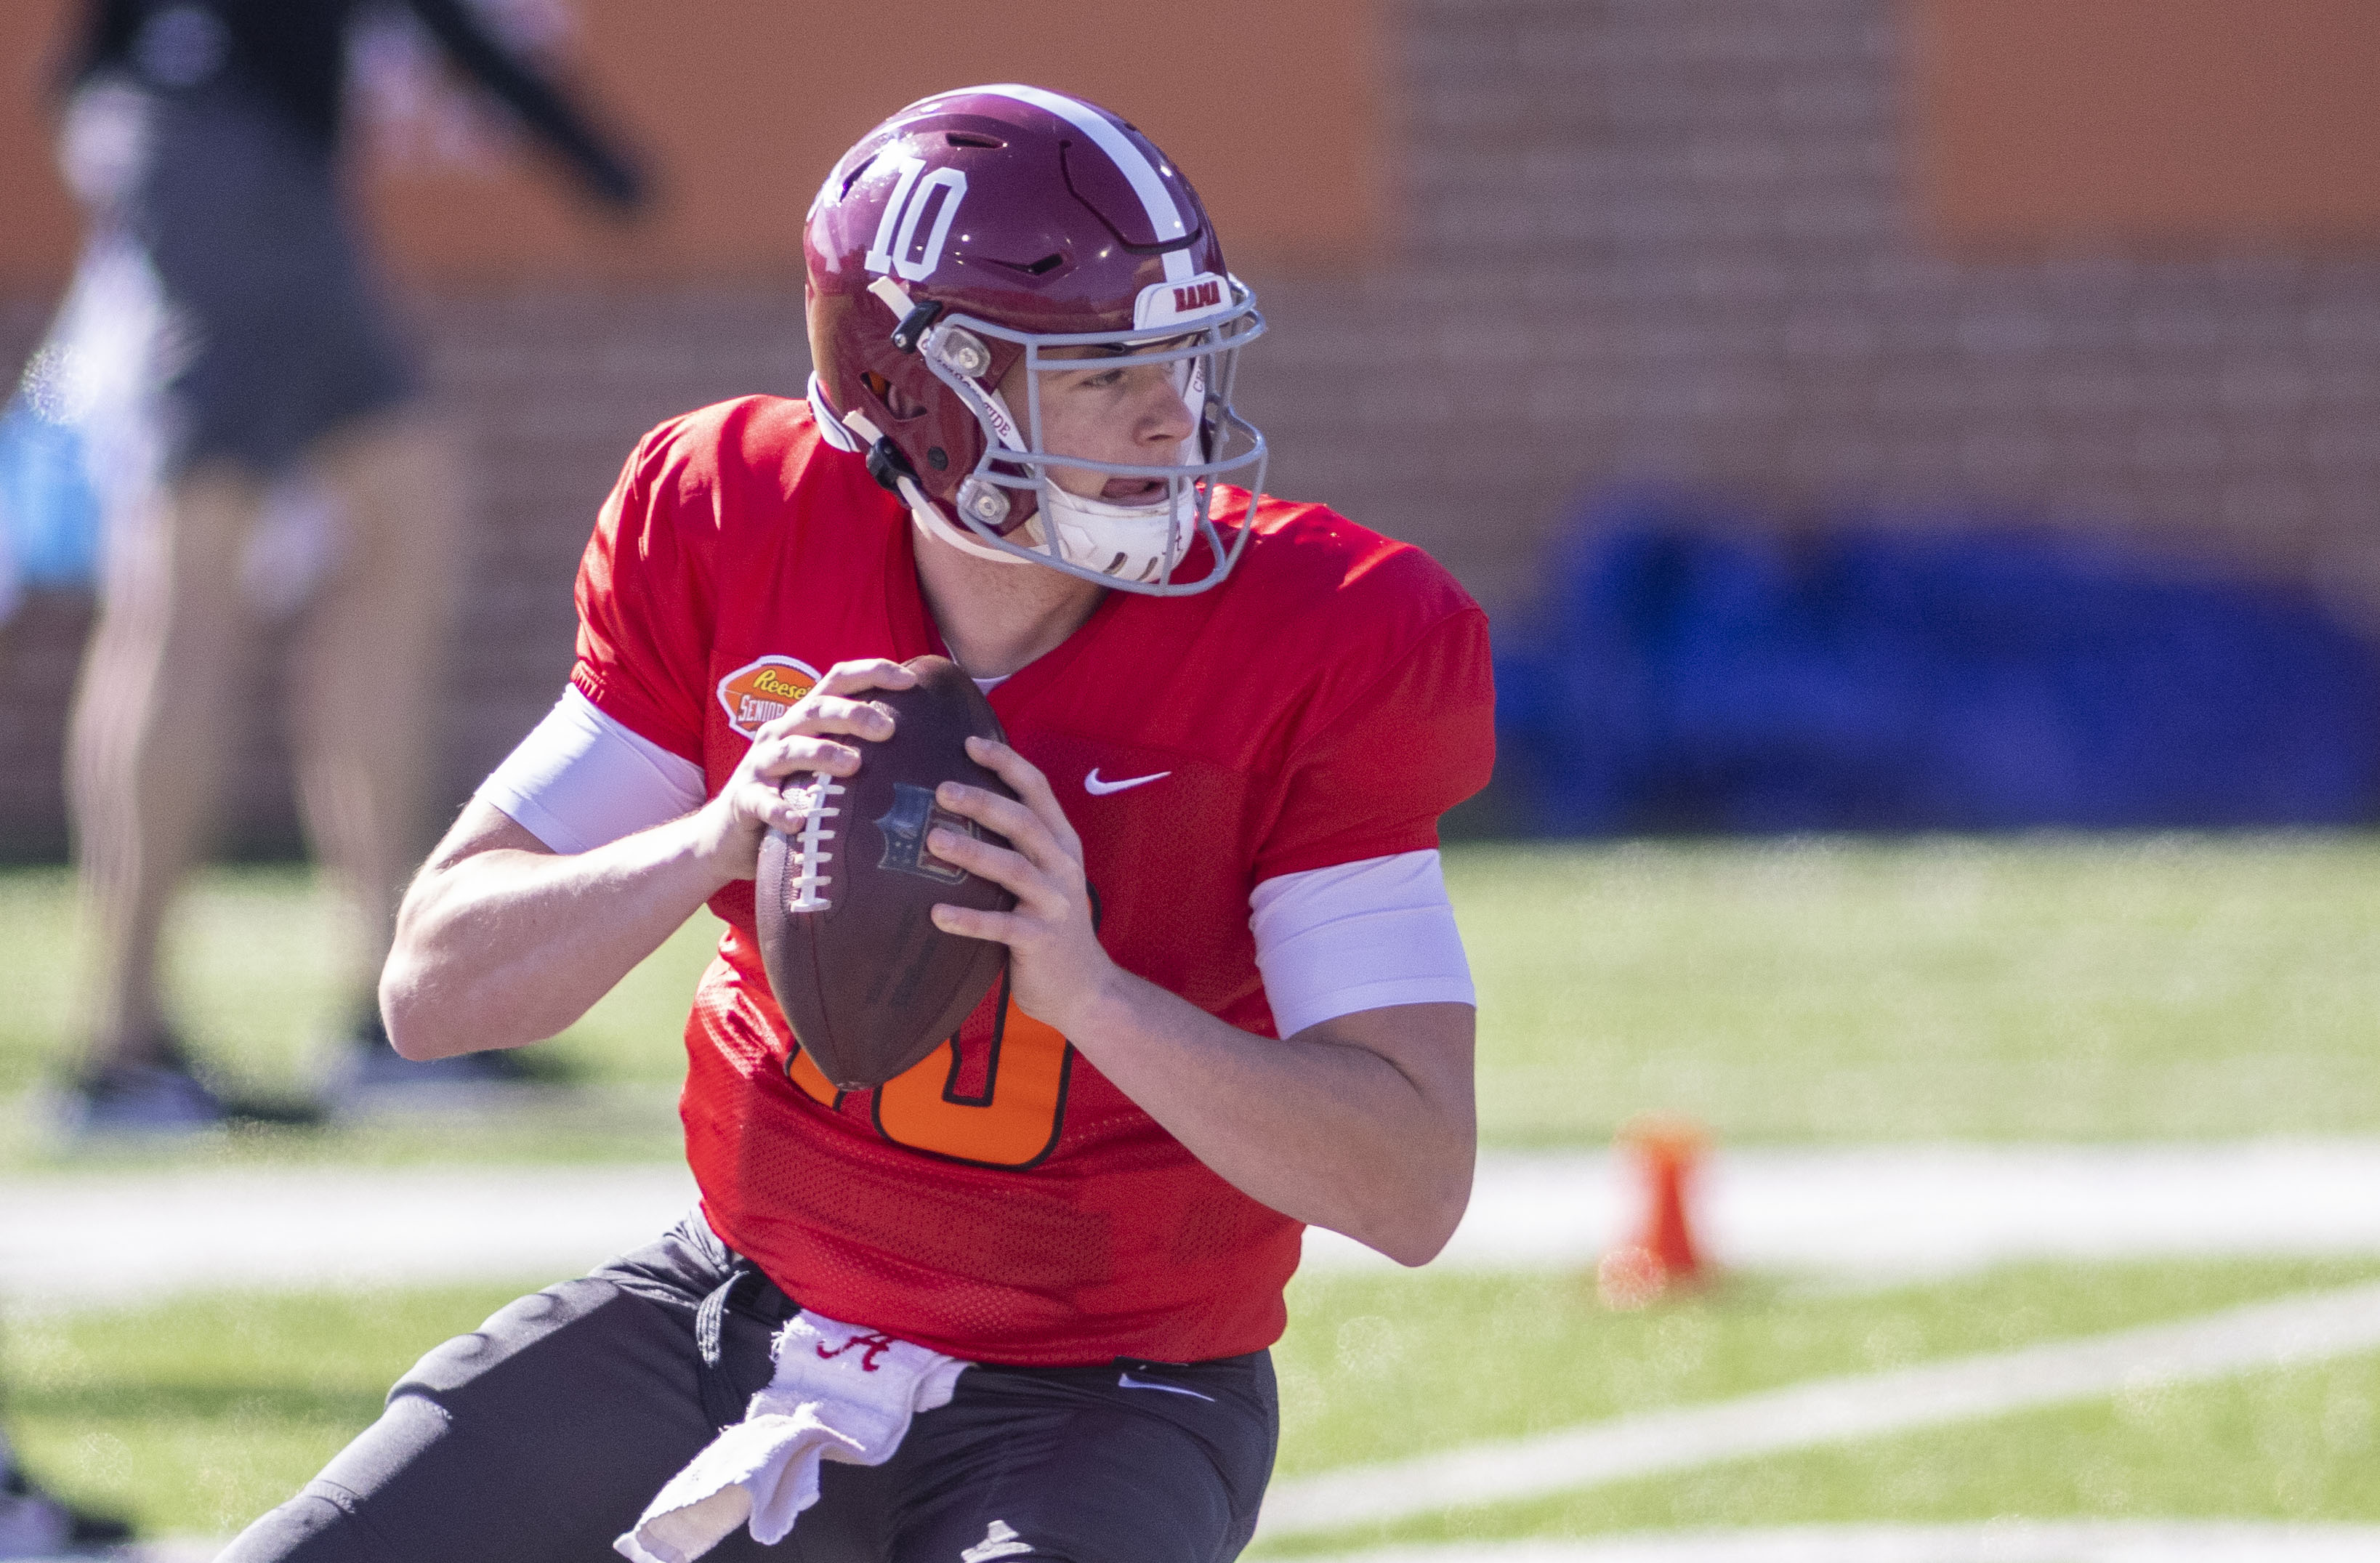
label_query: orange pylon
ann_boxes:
[1596,1115,1709,1309]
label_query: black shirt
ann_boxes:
[66,0,644,206]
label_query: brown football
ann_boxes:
[754,655,1018,1090]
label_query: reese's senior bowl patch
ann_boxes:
[717,655,822,738]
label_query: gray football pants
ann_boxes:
[219,1213,1278,1562]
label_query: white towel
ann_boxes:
[616,1310,969,1563]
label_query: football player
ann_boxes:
[223,85,1493,1563]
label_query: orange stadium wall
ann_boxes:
[0,0,1388,857]
[0,0,1384,289]
[13,0,2380,856]
[1911,0,2380,249]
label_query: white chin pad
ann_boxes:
[1044,485,1196,585]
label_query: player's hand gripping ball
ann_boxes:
[755,655,1018,1089]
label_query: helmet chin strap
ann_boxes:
[806,372,868,453]
[826,392,1031,569]
[911,464,1186,586]
[979,388,1192,583]
[898,475,1034,568]
[825,358,1192,586]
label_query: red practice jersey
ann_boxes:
[572,396,1495,1365]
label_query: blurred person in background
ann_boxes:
[49,0,648,1133]
[0,562,125,1554]
[0,1427,129,1558]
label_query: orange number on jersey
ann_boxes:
[786,1041,839,1107]
[871,994,1073,1168]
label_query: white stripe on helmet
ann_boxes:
[973,84,1196,286]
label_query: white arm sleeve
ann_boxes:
[474,688,707,854]
[1249,850,1475,1038]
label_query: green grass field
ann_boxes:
[0,863,703,1166]
[7,835,2380,1548]
[7,831,2380,1161]
[1260,1264,2380,1555]
[8,1259,2378,1543]
[1361,1350,2380,1549]
[1453,833,2380,1143]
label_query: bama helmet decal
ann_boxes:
[717,655,822,738]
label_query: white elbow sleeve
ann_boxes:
[1250,850,1475,1039]
[475,688,706,854]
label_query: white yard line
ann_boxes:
[1282,1523,2380,1562]
[40,1519,2380,1563]
[0,1165,701,1309]
[17,1545,222,1563]
[1303,1141,2380,1278]
[12,1140,2380,1309]
[1256,1279,2380,1541]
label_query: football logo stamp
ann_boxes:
[717,655,822,738]
[876,783,977,885]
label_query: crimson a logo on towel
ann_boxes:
[815,1330,897,1372]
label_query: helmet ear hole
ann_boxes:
[862,371,931,421]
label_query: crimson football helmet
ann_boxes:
[803,84,1267,594]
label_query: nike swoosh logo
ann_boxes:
[1117,1370,1216,1402]
[961,1540,1033,1563]
[1084,768,1171,796]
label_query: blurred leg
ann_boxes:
[0,1422,134,1553]
[285,412,463,1011]
[66,464,262,1071]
